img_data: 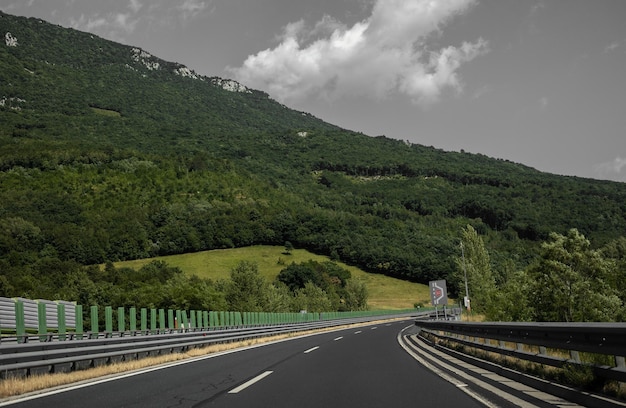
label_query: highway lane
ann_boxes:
[217,322,485,408]
[3,320,485,408]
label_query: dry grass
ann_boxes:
[0,319,402,399]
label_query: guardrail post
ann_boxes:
[209,311,217,329]
[117,307,125,336]
[189,310,198,331]
[105,306,113,337]
[38,302,48,342]
[15,300,26,343]
[150,308,157,334]
[168,309,174,332]
[176,310,182,332]
[181,311,189,331]
[57,303,66,341]
[159,309,166,333]
[75,304,83,340]
[141,308,147,334]
[90,305,98,339]
[129,307,137,335]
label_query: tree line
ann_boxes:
[1,256,367,318]
[452,226,626,322]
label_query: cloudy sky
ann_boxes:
[2,0,626,181]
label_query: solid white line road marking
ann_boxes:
[334,336,343,341]
[304,346,320,354]
[228,371,273,394]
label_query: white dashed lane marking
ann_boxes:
[228,371,273,394]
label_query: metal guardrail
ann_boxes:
[0,312,421,379]
[1,297,422,345]
[414,320,626,382]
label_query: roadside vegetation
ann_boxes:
[453,225,626,322]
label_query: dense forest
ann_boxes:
[1,11,626,320]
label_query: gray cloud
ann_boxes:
[57,0,211,43]
[593,157,626,181]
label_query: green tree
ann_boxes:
[294,282,332,313]
[277,260,350,292]
[160,274,227,311]
[264,282,293,312]
[453,225,496,315]
[344,278,368,311]
[225,261,268,312]
[527,229,622,322]
[490,270,533,321]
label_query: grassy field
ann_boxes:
[113,246,431,310]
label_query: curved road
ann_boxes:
[4,320,484,408]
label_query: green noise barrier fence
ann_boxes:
[0,297,417,344]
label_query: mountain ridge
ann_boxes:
[1,10,626,303]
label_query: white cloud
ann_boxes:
[593,157,626,181]
[604,41,620,53]
[230,0,488,106]
[472,85,491,100]
[530,2,545,16]
[128,0,143,14]
[178,0,210,21]
[69,12,138,41]
[48,0,210,43]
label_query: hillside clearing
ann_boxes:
[112,246,431,310]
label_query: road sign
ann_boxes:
[429,280,448,306]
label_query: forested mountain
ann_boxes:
[2,11,626,308]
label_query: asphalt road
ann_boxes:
[4,320,485,408]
